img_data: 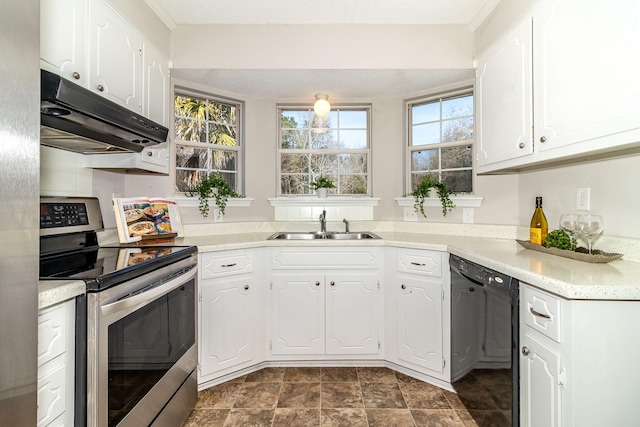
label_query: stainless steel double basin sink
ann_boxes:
[267,231,381,240]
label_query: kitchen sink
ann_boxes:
[267,231,381,240]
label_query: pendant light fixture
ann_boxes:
[313,93,331,117]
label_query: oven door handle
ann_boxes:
[100,266,196,317]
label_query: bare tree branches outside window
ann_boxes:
[408,92,474,193]
[279,107,370,196]
[175,92,241,194]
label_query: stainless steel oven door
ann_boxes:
[86,256,197,427]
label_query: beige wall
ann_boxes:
[106,0,171,57]
[474,0,539,56]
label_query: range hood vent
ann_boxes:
[40,69,168,154]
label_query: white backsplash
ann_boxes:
[40,146,93,197]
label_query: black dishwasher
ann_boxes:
[450,254,519,426]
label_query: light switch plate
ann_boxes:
[576,187,590,211]
[462,208,474,224]
[403,207,417,222]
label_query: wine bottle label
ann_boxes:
[530,228,543,245]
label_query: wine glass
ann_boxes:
[559,214,579,250]
[577,214,604,254]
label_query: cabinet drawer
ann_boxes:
[397,250,442,277]
[38,303,69,367]
[37,363,67,426]
[272,247,378,270]
[522,285,562,343]
[200,251,253,279]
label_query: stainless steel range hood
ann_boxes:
[40,69,168,154]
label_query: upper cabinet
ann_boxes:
[476,0,640,173]
[41,0,171,126]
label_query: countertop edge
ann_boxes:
[39,280,85,310]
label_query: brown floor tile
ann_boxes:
[400,382,451,409]
[321,382,364,408]
[273,408,320,426]
[453,384,499,410]
[456,409,480,427]
[195,382,242,409]
[361,382,407,409]
[284,366,322,382]
[182,408,229,427]
[357,367,398,383]
[245,367,286,382]
[278,382,321,408]
[412,409,465,427]
[321,367,359,382]
[320,408,368,427]
[396,372,427,383]
[443,390,466,410]
[466,409,511,427]
[233,382,281,409]
[224,408,275,427]
[366,408,416,427]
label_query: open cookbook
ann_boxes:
[113,197,184,243]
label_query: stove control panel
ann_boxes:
[39,197,103,236]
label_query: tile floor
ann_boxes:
[183,367,511,427]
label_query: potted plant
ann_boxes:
[410,174,455,218]
[310,175,335,198]
[187,172,242,217]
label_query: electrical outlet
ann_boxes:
[462,208,474,224]
[213,207,223,222]
[403,207,417,222]
[576,187,590,211]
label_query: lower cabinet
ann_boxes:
[38,299,75,427]
[271,272,379,355]
[198,250,262,385]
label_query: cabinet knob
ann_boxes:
[469,287,475,292]
[521,346,530,356]
[315,281,320,286]
[540,136,547,143]
[519,142,525,149]
[72,72,80,80]
[147,151,153,157]
[330,281,335,286]
[244,285,249,290]
[401,284,406,290]
[97,84,104,92]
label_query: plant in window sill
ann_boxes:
[408,174,455,218]
[309,175,335,198]
[187,172,242,217]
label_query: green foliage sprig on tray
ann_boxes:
[309,175,335,190]
[409,174,455,218]
[544,230,575,251]
[187,172,242,218]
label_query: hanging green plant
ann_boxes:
[187,172,242,217]
[409,174,455,218]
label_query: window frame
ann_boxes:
[173,86,245,196]
[405,86,475,195]
[276,104,372,197]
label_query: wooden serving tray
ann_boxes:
[516,240,623,263]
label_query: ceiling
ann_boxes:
[149,0,498,99]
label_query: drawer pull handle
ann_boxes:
[244,285,249,290]
[221,263,237,268]
[410,262,426,266]
[97,84,104,92]
[72,71,80,80]
[401,284,406,290]
[530,307,551,319]
[330,281,335,286]
[522,346,530,356]
[315,281,320,286]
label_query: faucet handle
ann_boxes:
[343,218,350,233]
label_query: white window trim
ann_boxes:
[395,195,483,209]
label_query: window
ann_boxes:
[278,106,371,196]
[174,89,242,194]
[407,89,474,193]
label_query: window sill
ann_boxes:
[269,197,380,221]
[174,195,254,209]
[395,195,484,208]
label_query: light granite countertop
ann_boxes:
[39,224,640,308]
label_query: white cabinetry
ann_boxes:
[40,0,86,84]
[270,247,380,358]
[387,249,450,383]
[520,283,640,427]
[198,250,262,385]
[476,0,640,173]
[38,299,75,427]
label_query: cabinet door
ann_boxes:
[451,280,481,380]
[476,16,533,167]
[326,273,378,355]
[40,0,86,84]
[397,274,444,373]
[271,274,324,355]
[143,45,170,126]
[533,0,640,153]
[89,0,143,112]
[520,332,562,427]
[200,276,253,375]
